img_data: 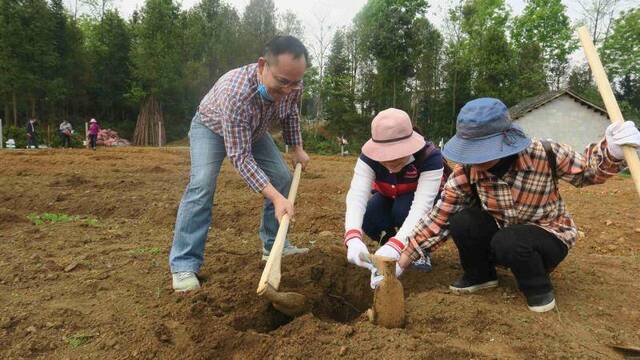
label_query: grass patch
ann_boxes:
[128,247,162,256]
[619,168,631,178]
[83,218,100,227]
[27,213,79,225]
[27,213,100,226]
[64,333,95,348]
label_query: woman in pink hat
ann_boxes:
[343,108,447,285]
[88,118,100,150]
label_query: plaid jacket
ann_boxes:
[403,139,626,261]
[197,63,303,192]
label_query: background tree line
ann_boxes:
[0,0,637,149]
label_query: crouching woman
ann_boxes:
[343,108,446,283]
[391,98,640,312]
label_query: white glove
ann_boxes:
[369,242,404,289]
[374,242,401,261]
[346,238,375,271]
[606,121,640,160]
[370,263,403,289]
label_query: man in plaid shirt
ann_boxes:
[372,97,640,312]
[169,36,310,292]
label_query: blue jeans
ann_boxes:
[362,192,414,244]
[169,115,293,273]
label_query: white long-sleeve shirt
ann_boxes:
[344,157,443,246]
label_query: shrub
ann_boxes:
[2,125,27,148]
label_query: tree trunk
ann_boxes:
[451,67,457,135]
[393,72,397,108]
[29,97,36,118]
[12,92,17,126]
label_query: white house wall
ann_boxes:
[514,95,609,151]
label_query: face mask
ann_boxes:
[257,83,274,102]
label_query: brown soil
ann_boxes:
[0,148,639,359]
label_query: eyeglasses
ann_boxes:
[266,62,303,90]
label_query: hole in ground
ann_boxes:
[231,251,373,332]
[306,253,373,324]
[311,290,371,323]
[231,304,293,333]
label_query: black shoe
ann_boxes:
[526,291,556,313]
[449,275,498,293]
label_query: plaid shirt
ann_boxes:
[197,63,303,192]
[403,139,626,261]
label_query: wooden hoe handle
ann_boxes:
[578,26,640,199]
[257,163,303,295]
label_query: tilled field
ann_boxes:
[0,147,639,359]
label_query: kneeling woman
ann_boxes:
[343,108,445,280]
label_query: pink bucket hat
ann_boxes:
[90,118,97,123]
[361,108,426,162]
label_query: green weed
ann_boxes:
[64,333,94,348]
[128,247,162,256]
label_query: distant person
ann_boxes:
[88,118,100,150]
[169,36,310,292]
[26,118,38,149]
[379,98,640,313]
[59,120,73,148]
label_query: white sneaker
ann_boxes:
[262,244,309,261]
[172,272,200,292]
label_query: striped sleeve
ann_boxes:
[222,101,270,192]
[553,138,626,187]
[281,89,303,146]
[402,166,471,261]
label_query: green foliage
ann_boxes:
[459,0,518,104]
[355,0,429,110]
[324,29,360,137]
[278,10,304,38]
[28,213,80,225]
[512,0,576,88]
[602,8,640,120]
[240,0,277,63]
[27,213,99,226]
[64,333,94,348]
[49,131,85,148]
[130,0,183,102]
[602,8,640,79]
[2,125,27,148]
[85,10,133,122]
[83,218,100,227]
[128,247,162,255]
[0,0,637,152]
[513,41,548,100]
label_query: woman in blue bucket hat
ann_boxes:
[373,97,640,312]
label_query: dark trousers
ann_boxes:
[362,192,414,245]
[60,133,71,147]
[449,208,568,296]
[89,134,97,149]
[27,134,38,148]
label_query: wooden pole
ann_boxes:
[578,26,640,199]
[257,163,303,295]
[158,121,161,147]
[0,118,3,149]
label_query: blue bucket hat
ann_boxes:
[442,98,531,164]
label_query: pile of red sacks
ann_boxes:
[96,129,131,147]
